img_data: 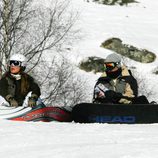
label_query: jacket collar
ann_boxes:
[101,65,130,78]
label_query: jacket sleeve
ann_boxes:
[129,76,138,97]
[125,70,138,97]
[93,77,109,101]
[28,76,41,97]
[0,78,9,98]
[119,83,135,104]
[119,74,138,104]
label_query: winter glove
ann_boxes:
[94,84,109,98]
[6,94,18,107]
[94,87,105,98]
[28,94,38,107]
[105,90,122,102]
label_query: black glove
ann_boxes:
[6,94,18,107]
[105,90,122,102]
[28,94,38,107]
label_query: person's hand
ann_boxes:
[28,99,36,107]
[6,94,18,107]
[98,91,105,98]
[28,94,38,107]
[94,87,105,98]
[105,90,122,101]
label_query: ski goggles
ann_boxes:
[9,60,22,67]
[104,62,119,71]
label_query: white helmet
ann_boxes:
[10,54,27,67]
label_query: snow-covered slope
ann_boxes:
[1,1,158,158]
[69,0,158,102]
[1,120,158,158]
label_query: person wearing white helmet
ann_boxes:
[9,54,27,72]
[0,54,41,107]
[93,53,139,104]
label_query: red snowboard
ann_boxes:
[0,105,72,122]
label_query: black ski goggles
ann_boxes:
[104,62,119,71]
[9,60,22,67]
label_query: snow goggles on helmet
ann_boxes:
[104,62,119,71]
[9,60,22,67]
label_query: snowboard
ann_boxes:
[72,103,158,124]
[0,105,72,122]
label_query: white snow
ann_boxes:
[1,0,158,157]
[1,120,158,158]
[68,0,158,102]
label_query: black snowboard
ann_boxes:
[72,103,158,124]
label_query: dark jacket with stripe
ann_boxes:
[93,66,138,104]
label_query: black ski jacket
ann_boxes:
[93,66,138,104]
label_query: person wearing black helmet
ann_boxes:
[93,53,139,104]
[0,54,41,107]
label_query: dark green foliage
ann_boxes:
[93,0,138,5]
[79,37,156,73]
[79,56,105,73]
[153,69,158,75]
[101,38,156,63]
